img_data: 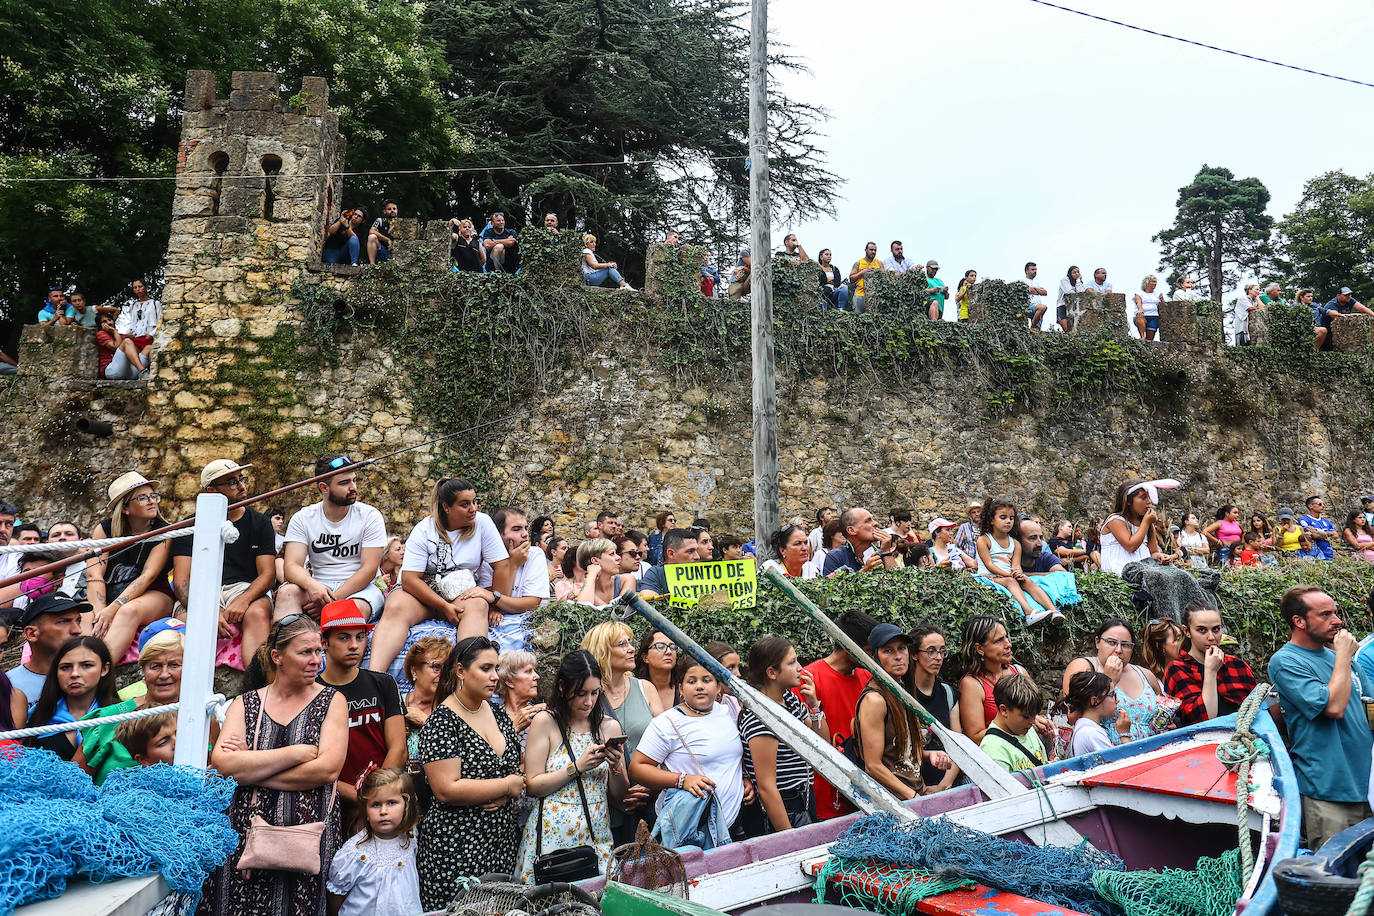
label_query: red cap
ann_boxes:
[319,598,373,632]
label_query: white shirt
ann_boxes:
[115,297,162,337]
[881,255,915,274]
[807,526,825,558]
[1228,296,1255,339]
[1056,277,1085,308]
[402,513,508,578]
[326,831,421,916]
[1090,281,1113,293]
[1173,287,1201,301]
[638,704,745,826]
[285,502,388,584]
[485,546,550,653]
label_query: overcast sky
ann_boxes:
[769,0,1374,299]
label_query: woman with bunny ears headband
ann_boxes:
[1100,479,1179,576]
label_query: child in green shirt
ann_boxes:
[980,673,1052,773]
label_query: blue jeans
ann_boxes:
[321,236,360,265]
[584,267,624,287]
[822,284,850,311]
[371,244,391,264]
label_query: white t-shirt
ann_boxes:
[1070,717,1114,757]
[115,298,162,337]
[807,526,825,558]
[403,513,508,579]
[285,502,388,583]
[637,704,745,827]
[483,545,551,653]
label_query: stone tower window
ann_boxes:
[208,151,229,216]
[261,154,283,220]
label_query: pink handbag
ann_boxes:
[236,690,335,875]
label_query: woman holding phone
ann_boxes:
[515,650,627,881]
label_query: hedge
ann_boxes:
[530,560,1374,685]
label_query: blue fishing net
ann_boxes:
[0,746,239,913]
[826,813,1126,916]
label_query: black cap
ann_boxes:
[314,454,355,477]
[867,623,912,653]
[19,592,92,627]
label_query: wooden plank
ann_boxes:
[1078,745,1232,802]
[602,881,731,916]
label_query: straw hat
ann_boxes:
[107,471,159,510]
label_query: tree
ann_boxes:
[421,0,839,278]
[1276,170,1374,297]
[1154,165,1274,300]
[0,0,457,346]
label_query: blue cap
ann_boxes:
[138,617,186,654]
[866,623,912,653]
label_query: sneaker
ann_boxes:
[1025,609,1054,626]
[1051,610,1065,622]
[619,284,637,292]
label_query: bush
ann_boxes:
[530,561,1374,685]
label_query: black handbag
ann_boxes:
[532,719,603,885]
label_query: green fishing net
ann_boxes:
[812,856,974,915]
[1092,847,1244,916]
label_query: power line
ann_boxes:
[0,155,748,185]
[1021,0,1374,89]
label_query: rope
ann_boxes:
[1347,846,1374,916]
[1213,684,1272,889]
[0,526,200,555]
[0,695,224,741]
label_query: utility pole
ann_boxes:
[749,0,779,558]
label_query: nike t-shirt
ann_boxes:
[285,502,388,583]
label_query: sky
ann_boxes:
[767,0,1374,299]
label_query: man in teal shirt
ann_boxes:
[65,291,98,329]
[923,260,948,321]
[1268,585,1372,850]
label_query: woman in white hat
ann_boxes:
[87,472,175,662]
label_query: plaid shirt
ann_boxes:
[1165,651,1258,725]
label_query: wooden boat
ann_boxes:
[590,709,1299,916]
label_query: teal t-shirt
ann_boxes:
[981,726,1047,774]
[66,304,98,328]
[927,276,947,306]
[1269,642,1373,803]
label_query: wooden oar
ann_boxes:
[760,565,1088,848]
[613,592,917,822]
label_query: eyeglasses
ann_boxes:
[917,647,947,658]
[649,642,678,654]
[625,550,644,558]
[1099,637,1134,651]
[130,493,162,505]
[612,639,634,650]
[216,475,250,489]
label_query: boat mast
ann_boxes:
[749,0,780,557]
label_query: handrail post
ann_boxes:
[175,493,228,768]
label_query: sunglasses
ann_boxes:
[327,456,352,470]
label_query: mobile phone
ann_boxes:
[604,735,628,751]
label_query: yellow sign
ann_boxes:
[665,559,757,610]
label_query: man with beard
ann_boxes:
[477,507,550,652]
[276,454,388,622]
[1015,518,1066,576]
[1268,586,1372,849]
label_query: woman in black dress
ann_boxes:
[208,614,348,916]
[418,636,525,910]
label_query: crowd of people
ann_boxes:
[2,462,1374,914]
[724,237,1372,351]
[3,280,164,379]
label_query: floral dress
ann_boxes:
[417,705,522,911]
[514,730,613,882]
[208,687,342,916]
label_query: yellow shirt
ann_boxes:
[1278,526,1302,552]
[853,257,882,297]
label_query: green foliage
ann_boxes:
[1154,164,1276,299]
[1276,170,1374,298]
[422,0,838,279]
[531,560,1374,683]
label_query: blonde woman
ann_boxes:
[450,218,486,272]
[368,478,512,673]
[377,536,405,592]
[88,472,175,663]
[581,234,635,290]
[1133,275,1163,341]
[575,538,637,606]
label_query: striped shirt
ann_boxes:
[739,691,814,792]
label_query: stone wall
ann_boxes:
[2,70,1374,540]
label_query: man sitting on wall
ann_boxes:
[1315,287,1374,350]
[367,201,397,264]
[481,211,520,274]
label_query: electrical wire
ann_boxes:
[0,155,749,185]
[1021,0,1374,90]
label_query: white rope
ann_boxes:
[0,522,239,555]
[0,694,224,741]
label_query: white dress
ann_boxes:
[326,831,422,916]
[1099,514,1150,576]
